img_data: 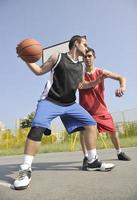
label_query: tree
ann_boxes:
[20,112,35,128]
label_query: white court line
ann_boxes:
[0,181,13,188]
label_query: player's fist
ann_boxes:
[115,87,125,97]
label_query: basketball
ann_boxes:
[16,38,43,63]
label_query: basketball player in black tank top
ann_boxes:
[14,35,114,190]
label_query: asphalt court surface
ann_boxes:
[0,147,137,200]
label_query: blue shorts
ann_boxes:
[32,100,96,134]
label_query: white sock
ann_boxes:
[23,155,34,167]
[117,149,122,154]
[87,149,98,163]
[84,152,88,158]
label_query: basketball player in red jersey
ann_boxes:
[79,47,130,170]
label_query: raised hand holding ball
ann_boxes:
[16,38,43,63]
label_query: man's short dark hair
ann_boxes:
[69,35,87,50]
[86,47,96,57]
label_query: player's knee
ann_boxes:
[27,127,46,141]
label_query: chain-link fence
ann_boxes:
[111,108,137,136]
[112,108,137,123]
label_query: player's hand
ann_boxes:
[16,44,20,56]
[78,82,83,89]
[115,87,125,97]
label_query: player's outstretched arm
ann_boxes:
[103,69,126,97]
[78,74,104,89]
[25,53,58,76]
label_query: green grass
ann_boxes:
[1,135,137,156]
[1,121,137,156]
[96,135,137,149]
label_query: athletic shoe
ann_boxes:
[81,156,88,171]
[87,159,115,172]
[14,164,32,190]
[118,152,131,161]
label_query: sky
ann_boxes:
[0,0,137,130]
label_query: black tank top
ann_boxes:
[40,53,83,105]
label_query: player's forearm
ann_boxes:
[79,76,103,89]
[25,62,43,75]
[119,77,126,90]
[115,76,127,97]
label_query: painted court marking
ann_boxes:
[0,181,13,189]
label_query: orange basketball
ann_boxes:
[16,38,43,63]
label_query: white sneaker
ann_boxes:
[14,164,32,190]
[87,159,115,171]
[100,162,115,171]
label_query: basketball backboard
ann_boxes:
[42,40,69,63]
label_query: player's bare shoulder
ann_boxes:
[102,69,112,76]
[102,69,124,80]
[45,53,58,67]
[41,53,59,73]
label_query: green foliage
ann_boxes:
[0,129,15,149]
[0,121,137,156]
[42,134,57,144]
[20,112,35,128]
[119,122,137,138]
[15,128,30,146]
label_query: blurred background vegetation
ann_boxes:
[0,120,137,156]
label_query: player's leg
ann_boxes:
[80,127,114,171]
[83,125,114,171]
[95,114,131,161]
[61,103,115,171]
[14,100,63,190]
[110,133,121,152]
[110,133,131,161]
[80,131,87,156]
[79,131,89,170]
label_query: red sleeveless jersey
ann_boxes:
[79,68,108,116]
